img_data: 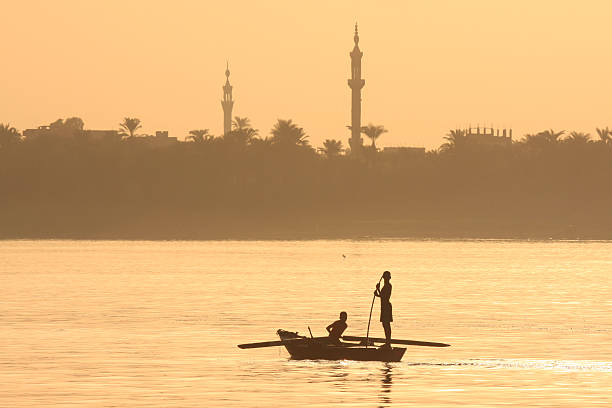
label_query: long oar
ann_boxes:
[238,336,328,349]
[343,335,450,347]
[365,274,384,348]
[238,339,293,349]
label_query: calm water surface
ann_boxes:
[1,240,611,407]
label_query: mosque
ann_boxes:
[220,24,368,153]
[221,25,516,156]
[348,24,365,154]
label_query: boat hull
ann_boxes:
[277,330,406,362]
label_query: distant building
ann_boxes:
[22,126,54,139]
[348,24,365,154]
[23,126,119,140]
[464,127,512,147]
[221,62,234,136]
[85,130,120,140]
[141,131,178,148]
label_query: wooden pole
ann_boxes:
[365,274,384,348]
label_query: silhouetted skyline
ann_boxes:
[1,117,611,239]
[2,2,612,148]
[2,4,612,240]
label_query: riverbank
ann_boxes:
[2,211,610,240]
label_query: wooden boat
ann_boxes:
[275,329,407,362]
[238,330,448,363]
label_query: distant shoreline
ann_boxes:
[2,216,610,241]
[3,122,612,245]
[2,235,612,242]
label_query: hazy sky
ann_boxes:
[2,1,611,148]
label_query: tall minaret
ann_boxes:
[348,23,365,153]
[221,62,234,136]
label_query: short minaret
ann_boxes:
[348,23,365,153]
[221,62,234,136]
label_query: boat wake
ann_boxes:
[404,358,612,372]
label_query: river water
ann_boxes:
[1,240,611,407]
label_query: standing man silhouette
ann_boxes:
[374,271,393,347]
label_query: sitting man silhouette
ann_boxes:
[326,311,348,344]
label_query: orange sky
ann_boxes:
[2,0,611,149]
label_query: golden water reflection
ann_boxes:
[379,364,393,408]
[1,240,611,407]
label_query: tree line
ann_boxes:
[1,117,611,239]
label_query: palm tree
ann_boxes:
[270,119,309,146]
[232,117,251,131]
[541,129,565,143]
[187,129,212,143]
[119,117,142,138]
[440,129,466,151]
[0,123,21,148]
[565,131,592,144]
[241,127,259,142]
[322,139,343,158]
[360,123,387,149]
[224,116,258,146]
[521,133,547,147]
[521,129,565,148]
[249,136,272,148]
[596,127,611,145]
